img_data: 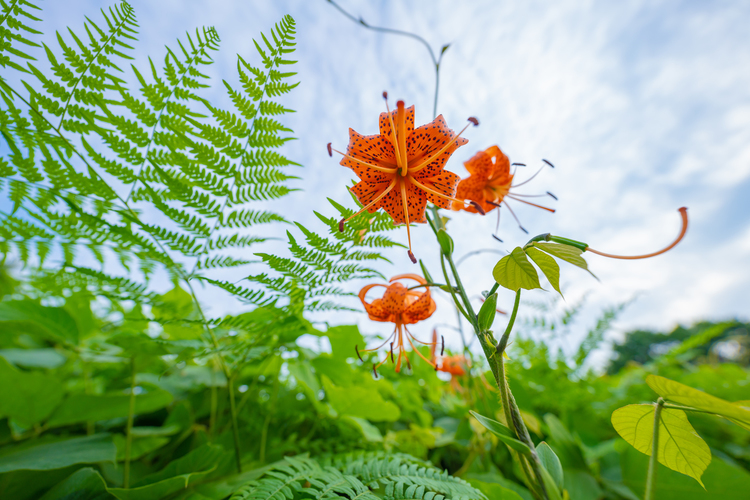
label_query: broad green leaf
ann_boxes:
[38,467,113,500]
[0,434,116,473]
[533,242,595,277]
[612,404,711,486]
[465,473,532,500]
[47,389,173,428]
[466,479,524,500]
[525,247,562,295]
[619,441,750,500]
[469,411,531,455]
[325,324,365,361]
[0,348,67,369]
[542,414,587,470]
[493,247,542,292]
[563,470,602,500]
[322,376,400,422]
[0,300,80,344]
[0,357,65,426]
[537,464,563,500]
[108,445,226,500]
[344,416,383,442]
[646,375,750,427]
[537,442,563,492]
[113,435,169,461]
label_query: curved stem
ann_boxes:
[496,290,521,354]
[325,0,446,118]
[645,398,665,500]
[586,207,688,260]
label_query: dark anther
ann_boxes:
[390,342,395,363]
[338,218,345,232]
[435,363,439,371]
[408,250,417,264]
[487,200,501,208]
[468,117,479,126]
[355,344,363,362]
[511,162,526,167]
[382,91,388,99]
[520,226,529,234]
[327,142,332,157]
[470,200,486,215]
[441,335,445,356]
[372,364,379,379]
[492,234,504,243]
[406,357,411,371]
[547,191,558,200]
[543,159,555,168]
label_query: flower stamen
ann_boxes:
[408,119,475,174]
[339,178,398,231]
[505,194,556,213]
[332,147,398,173]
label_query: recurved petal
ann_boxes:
[378,181,427,224]
[390,273,427,285]
[379,105,415,141]
[381,282,408,315]
[402,288,436,324]
[464,150,494,178]
[359,284,392,322]
[420,170,460,210]
[350,180,392,214]
[341,129,397,183]
[454,174,497,213]
[408,115,469,179]
[485,145,511,180]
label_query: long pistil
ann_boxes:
[399,180,417,263]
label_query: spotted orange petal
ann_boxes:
[407,115,469,179]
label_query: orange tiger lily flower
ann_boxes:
[451,146,555,233]
[357,274,440,375]
[329,93,480,263]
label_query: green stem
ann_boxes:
[496,290,521,354]
[259,374,281,463]
[445,253,478,329]
[645,398,665,500]
[227,375,242,473]
[123,357,136,489]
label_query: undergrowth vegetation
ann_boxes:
[0,1,748,500]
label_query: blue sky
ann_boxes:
[14,1,750,362]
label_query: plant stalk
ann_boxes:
[227,375,243,473]
[123,357,136,489]
[645,398,665,500]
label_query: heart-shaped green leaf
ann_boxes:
[533,242,595,278]
[612,403,711,486]
[493,247,541,292]
[525,246,561,296]
[646,375,750,428]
